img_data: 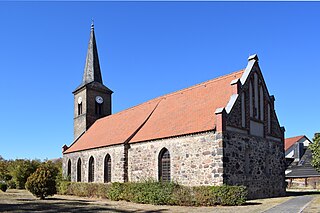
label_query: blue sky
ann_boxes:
[0,2,319,160]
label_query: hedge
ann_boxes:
[58,180,247,206]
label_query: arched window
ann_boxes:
[104,154,111,183]
[77,158,82,182]
[67,159,71,177]
[88,156,94,182]
[158,148,170,182]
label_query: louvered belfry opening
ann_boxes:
[77,158,82,182]
[88,156,95,182]
[104,154,111,183]
[159,148,171,182]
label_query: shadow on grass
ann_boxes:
[286,190,320,197]
[242,202,262,206]
[0,199,170,213]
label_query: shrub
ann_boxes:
[192,186,216,206]
[108,182,125,201]
[0,182,7,192]
[211,185,247,206]
[121,180,177,205]
[7,179,16,189]
[9,159,40,189]
[57,180,70,195]
[25,163,58,199]
[60,181,247,206]
[171,185,193,206]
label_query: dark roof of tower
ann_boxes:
[73,23,112,93]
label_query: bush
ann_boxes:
[60,181,247,206]
[60,182,111,198]
[0,182,7,192]
[25,163,58,199]
[7,179,16,189]
[108,182,124,201]
[121,180,177,205]
[211,185,247,206]
[8,159,41,189]
[57,180,70,195]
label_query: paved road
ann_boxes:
[263,195,314,213]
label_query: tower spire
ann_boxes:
[82,22,103,84]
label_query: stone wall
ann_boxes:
[128,131,224,186]
[223,129,286,199]
[63,144,125,183]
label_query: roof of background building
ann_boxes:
[286,148,320,178]
[64,69,244,154]
[285,135,306,151]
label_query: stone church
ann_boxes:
[62,24,286,199]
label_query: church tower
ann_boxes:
[73,23,113,140]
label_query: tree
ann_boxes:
[0,157,11,182]
[309,133,320,172]
[8,159,40,189]
[25,162,59,199]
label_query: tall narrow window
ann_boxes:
[67,159,71,177]
[77,158,82,182]
[88,156,94,182]
[259,86,264,121]
[254,73,259,119]
[267,103,271,134]
[158,148,170,182]
[249,81,253,117]
[241,92,246,128]
[78,103,82,115]
[95,102,103,115]
[104,154,111,183]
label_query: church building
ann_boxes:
[62,24,286,199]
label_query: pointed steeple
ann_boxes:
[82,21,103,84]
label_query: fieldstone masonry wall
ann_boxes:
[223,130,286,199]
[63,144,125,183]
[128,131,224,186]
[63,130,285,199]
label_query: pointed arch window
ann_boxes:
[158,148,170,182]
[67,159,71,177]
[104,154,111,183]
[77,158,82,182]
[88,156,95,182]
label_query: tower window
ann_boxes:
[77,158,82,182]
[88,156,94,182]
[95,102,103,115]
[158,148,170,182]
[78,103,82,115]
[104,154,111,183]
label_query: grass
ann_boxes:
[0,189,319,213]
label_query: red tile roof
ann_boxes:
[285,135,305,151]
[64,70,244,153]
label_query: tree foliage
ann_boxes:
[8,159,41,189]
[310,133,320,172]
[25,162,59,199]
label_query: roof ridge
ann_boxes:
[159,69,245,99]
[286,135,305,140]
[96,69,244,123]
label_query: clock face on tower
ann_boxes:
[95,96,104,104]
[77,97,82,104]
